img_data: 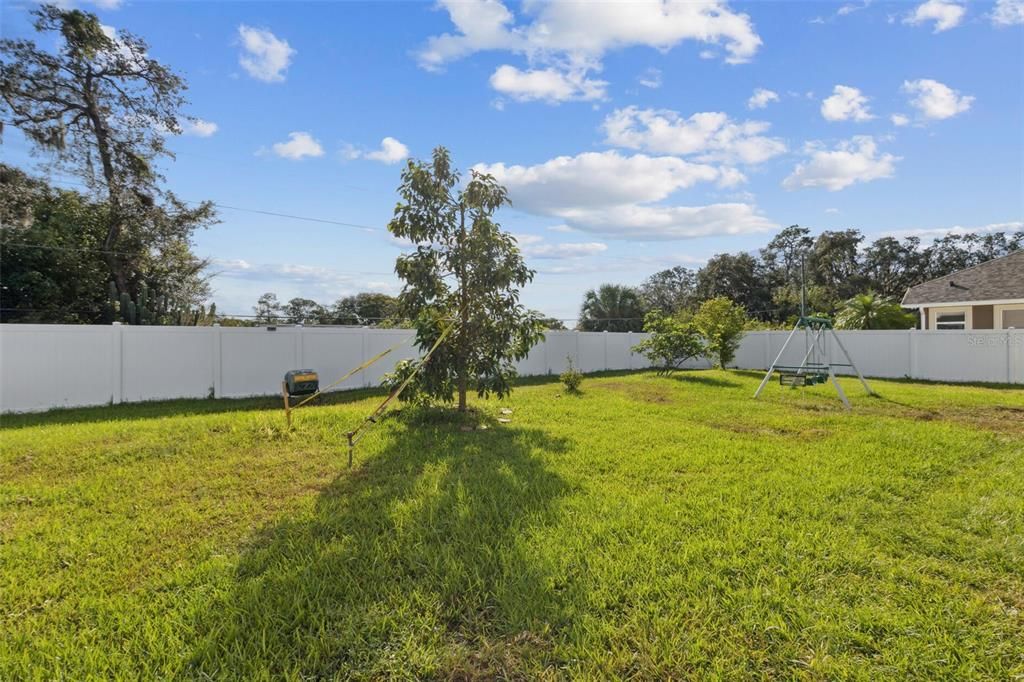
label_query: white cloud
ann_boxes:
[211,259,399,305]
[474,151,776,239]
[547,224,577,233]
[271,132,324,160]
[747,87,779,109]
[559,204,777,240]
[602,107,786,165]
[418,0,762,68]
[825,208,841,214]
[837,1,872,16]
[183,119,218,137]
[237,25,295,83]
[347,137,410,164]
[783,136,899,191]
[890,113,910,126]
[880,220,1024,240]
[638,67,663,89]
[477,151,723,212]
[820,85,873,122]
[514,234,609,258]
[904,0,966,32]
[993,0,1024,24]
[417,0,760,105]
[489,65,606,102]
[902,79,973,120]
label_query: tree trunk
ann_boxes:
[85,72,129,295]
[457,207,468,411]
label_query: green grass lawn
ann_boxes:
[2,370,1023,680]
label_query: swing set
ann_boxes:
[752,257,874,409]
[753,315,874,409]
[280,321,458,465]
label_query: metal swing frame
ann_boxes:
[753,316,874,409]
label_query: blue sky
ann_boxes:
[3,0,1023,321]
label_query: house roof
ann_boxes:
[902,250,1024,306]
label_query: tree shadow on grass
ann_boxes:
[668,371,741,388]
[186,416,573,679]
[0,387,387,431]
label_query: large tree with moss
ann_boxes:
[387,146,543,411]
[1,4,215,302]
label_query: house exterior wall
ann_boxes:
[972,304,994,329]
[918,300,1024,330]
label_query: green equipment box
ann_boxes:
[284,369,319,397]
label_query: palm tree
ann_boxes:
[835,292,916,330]
[578,284,647,332]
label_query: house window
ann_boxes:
[935,312,966,330]
[1003,309,1024,329]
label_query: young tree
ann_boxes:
[692,297,748,369]
[632,310,704,374]
[835,292,916,330]
[388,146,543,411]
[1,5,215,298]
[578,284,646,332]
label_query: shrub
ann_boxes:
[560,356,583,393]
[633,310,704,373]
[835,292,917,330]
[692,297,747,368]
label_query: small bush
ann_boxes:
[692,297,747,368]
[560,356,583,393]
[633,309,704,374]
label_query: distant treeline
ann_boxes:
[576,225,1023,331]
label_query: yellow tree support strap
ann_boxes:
[291,333,415,410]
[346,321,458,462]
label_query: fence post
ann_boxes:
[110,322,124,405]
[361,328,368,388]
[908,329,919,380]
[575,331,580,372]
[211,324,222,398]
[1008,330,1014,384]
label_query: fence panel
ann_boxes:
[914,331,1011,384]
[1,325,1019,412]
[219,327,300,398]
[1,325,115,412]
[122,327,215,401]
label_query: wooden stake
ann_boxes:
[346,431,354,468]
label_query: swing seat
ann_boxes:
[775,365,829,387]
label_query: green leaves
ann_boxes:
[579,284,646,332]
[835,292,917,330]
[692,297,748,369]
[633,310,705,374]
[387,146,544,409]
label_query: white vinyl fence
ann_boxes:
[0,325,1020,413]
[0,325,652,413]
